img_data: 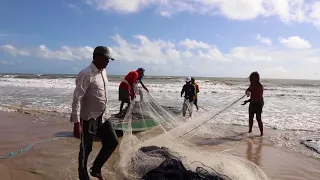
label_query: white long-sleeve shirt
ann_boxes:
[70,63,108,123]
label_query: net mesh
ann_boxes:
[113,87,270,180]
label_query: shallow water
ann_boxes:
[0,74,319,158]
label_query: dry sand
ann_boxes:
[0,111,319,180]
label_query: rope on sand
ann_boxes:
[0,137,61,159]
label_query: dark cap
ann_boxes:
[93,46,114,60]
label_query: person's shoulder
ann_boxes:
[128,70,138,76]
[78,65,91,76]
[258,82,264,89]
[259,82,263,87]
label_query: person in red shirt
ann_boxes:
[242,71,264,136]
[118,68,148,116]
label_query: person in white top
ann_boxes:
[70,46,118,180]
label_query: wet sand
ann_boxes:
[0,111,320,180]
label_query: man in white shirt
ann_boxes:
[70,46,118,180]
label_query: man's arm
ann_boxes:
[139,80,149,92]
[181,85,185,97]
[70,72,91,123]
[196,84,199,93]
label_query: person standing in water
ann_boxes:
[181,77,196,117]
[70,46,118,180]
[118,68,148,116]
[242,71,264,136]
[191,77,200,111]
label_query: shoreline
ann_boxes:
[0,110,319,180]
[2,72,320,81]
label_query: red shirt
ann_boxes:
[248,83,264,102]
[119,70,139,91]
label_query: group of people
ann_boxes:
[69,46,264,180]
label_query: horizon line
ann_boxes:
[0,72,319,81]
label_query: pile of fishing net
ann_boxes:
[113,87,270,180]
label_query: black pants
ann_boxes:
[78,116,118,180]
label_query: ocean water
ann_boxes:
[0,73,319,158]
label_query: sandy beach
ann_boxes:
[0,110,319,180]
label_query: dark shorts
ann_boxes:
[249,102,264,114]
[119,87,130,103]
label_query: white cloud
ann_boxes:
[179,39,210,49]
[0,45,30,56]
[1,34,320,79]
[85,0,320,28]
[255,34,272,45]
[279,36,312,49]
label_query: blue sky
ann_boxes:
[1,0,320,79]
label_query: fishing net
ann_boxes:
[113,87,270,180]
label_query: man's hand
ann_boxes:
[241,100,250,105]
[73,122,82,139]
[245,90,250,97]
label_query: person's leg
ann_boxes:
[248,103,254,133]
[188,100,193,117]
[194,99,199,111]
[248,113,254,133]
[120,101,125,113]
[182,98,187,117]
[256,102,264,136]
[91,119,119,175]
[78,120,94,180]
[256,113,263,136]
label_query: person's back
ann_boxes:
[119,70,139,91]
[182,83,195,101]
[181,77,195,117]
[248,82,263,103]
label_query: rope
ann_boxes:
[175,95,246,140]
[0,137,61,159]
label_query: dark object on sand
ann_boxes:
[140,146,230,180]
[300,139,320,154]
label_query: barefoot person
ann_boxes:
[181,77,196,117]
[118,68,148,116]
[70,46,118,180]
[242,71,264,136]
[191,77,199,111]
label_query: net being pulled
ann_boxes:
[113,87,270,180]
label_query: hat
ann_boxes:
[185,77,191,82]
[137,68,145,72]
[93,46,114,60]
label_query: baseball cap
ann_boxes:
[185,77,191,82]
[93,46,114,60]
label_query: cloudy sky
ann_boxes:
[1,0,320,79]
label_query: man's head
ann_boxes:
[92,46,114,70]
[249,71,260,83]
[137,68,145,79]
[185,77,191,84]
[191,77,195,84]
